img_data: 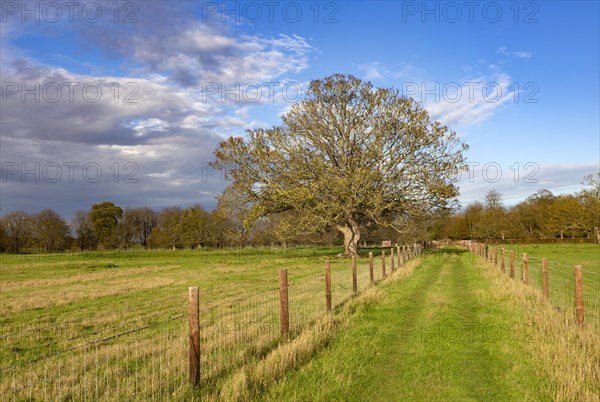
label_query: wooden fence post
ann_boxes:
[574,265,585,326]
[352,254,358,294]
[522,253,529,285]
[510,250,515,279]
[369,252,374,283]
[390,248,395,272]
[542,257,549,300]
[501,248,505,273]
[400,246,404,267]
[188,286,200,387]
[494,247,498,268]
[382,250,386,277]
[279,269,289,336]
[397,245,401,267]
[325,261,332,311]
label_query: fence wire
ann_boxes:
[474,244,599,332]
[1,245,423,400]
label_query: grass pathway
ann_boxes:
[263,250,553,401]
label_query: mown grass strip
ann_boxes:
[262,249,599,401]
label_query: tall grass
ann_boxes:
[477,257,600,401]
[492,243,600,331]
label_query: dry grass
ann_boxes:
[0,265,178,292]
[2,276,177,313]
[477,259,600,401]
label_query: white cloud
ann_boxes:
[456,162,597,207]
[358,62,384,80]
[423,72,514,128]
[497,46,532,59]
[357,62,420,81]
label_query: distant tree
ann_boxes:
[120,207,157,248]
[485,190,502,209]
[89,202,123,249]
[0,222,8,251]
[479,190,506,240]
[32,209,70,252]
[446,213,469,240]
[121,208,139,247]
[136,207,157,248]
[425,210,452,240]
[213,74,467,257]
[427,210,469,240]
[158,207,183,250]
[205,210,230,247]
[71,210,96,251]
[464,202,484,239]
[146,227,167,249]
[578,172,600,242]
[524,189,555,238]
[1,211,31,253]
[546,195,586,238]
[506,203,531,239]
[182,204,208,248]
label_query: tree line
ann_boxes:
[0,199,422,253]
[0,201,340,253]
[2,172,596,253]
[426,173,600,243]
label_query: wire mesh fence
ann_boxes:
[469,242,600,332]
[1,244,423,399]
[1,316,188,401]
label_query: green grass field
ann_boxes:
[0,244,598,400]
[0,246,411,400]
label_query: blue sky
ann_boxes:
[1,0,599,218]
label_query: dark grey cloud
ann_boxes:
[0,1,314,218]
[0,133,227,219]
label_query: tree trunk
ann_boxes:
[337,223,360,258]
[595,226,600,244]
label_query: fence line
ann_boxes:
[186,243,423,389]
[466,241,599,331]
[2,243,424,399]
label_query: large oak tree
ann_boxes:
[213,74,467,256]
